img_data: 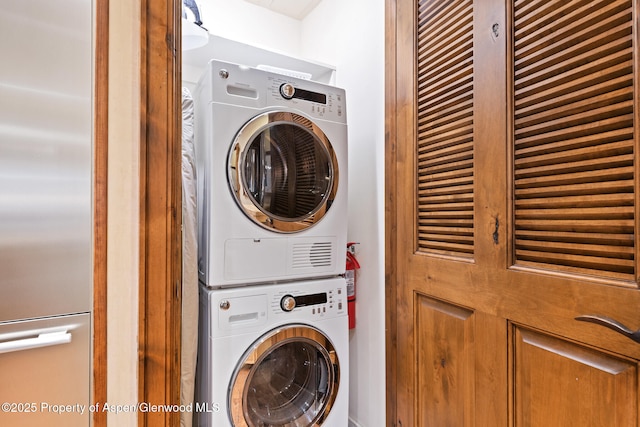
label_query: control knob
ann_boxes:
[280,83,295,100]
[280,295,296,312]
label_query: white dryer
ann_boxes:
[195,277,348,427]
[194,60,348,288]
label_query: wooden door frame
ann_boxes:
[93,1,183,426]
[93,0,108,425]
[138,0,183,426]
[385,0,399,426]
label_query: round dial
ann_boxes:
[279,83,295,99]
[280,295,296,312]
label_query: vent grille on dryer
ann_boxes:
[291,241,333,269]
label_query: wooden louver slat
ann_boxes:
[513,0,636,281]
[416,0,474,257]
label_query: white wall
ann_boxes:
[198,0,302,57]
[190,2,386,425]
[301,2,385,426]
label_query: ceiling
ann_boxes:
[243,0,322,20]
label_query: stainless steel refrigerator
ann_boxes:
[0,1,92,425]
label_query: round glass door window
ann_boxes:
[228,111,339,233]
[229,325,341,426]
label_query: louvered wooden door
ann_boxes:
[387,0,640,425]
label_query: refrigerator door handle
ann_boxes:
[0,330,72,354]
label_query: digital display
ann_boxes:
[293,88,327,105]
[294,292,328,307]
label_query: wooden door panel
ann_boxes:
[416,0,475,259]
[411,293,509,426]
[415,295,475,427]
[513,326,638,426]
[388,0,640,425]
[512,0,635,282]
[500,271,640,360]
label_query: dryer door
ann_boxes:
[228,111,338,233]
[229,324,341,427]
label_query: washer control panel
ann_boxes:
[273,285,346,317]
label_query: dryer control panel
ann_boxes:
[267,76,346,123]
[203,59,347,124]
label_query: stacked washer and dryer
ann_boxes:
[193,59,349,427]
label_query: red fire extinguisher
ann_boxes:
[345,242,360,329]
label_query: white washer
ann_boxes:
[195,277,349,427]
[194,60,348,288]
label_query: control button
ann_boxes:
[280,83,295,99]
[219,300,230,310]
[338,302,343,310]
[280,295,296,312]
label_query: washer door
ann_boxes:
[228,111,339,233]
[229,325,341,427]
